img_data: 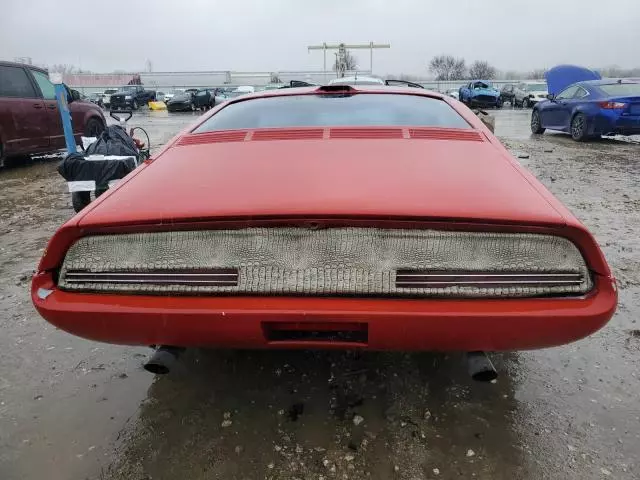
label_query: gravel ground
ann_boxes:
[0,107,638,480]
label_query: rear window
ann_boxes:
[598,83,640,96]
[194,93,471,132]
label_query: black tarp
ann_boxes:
[85,125,139,157]
[58,153,136,190]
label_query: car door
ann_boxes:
[0,64,48,155]
[29,68,79,149]
[541,85,580,129]
[557,85,589,128]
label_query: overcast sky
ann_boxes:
[2,0,639,75]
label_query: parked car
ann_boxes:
[227,85,256,98]
[98,89,117,109]
[193,89,216,110]
[0,61,105,166]
[163,89,184,103]
[446,89,460,100]
[500,83,516,105]
[32,84,616,377]
[109,85,156,110]
[514,82,548,108]
[87,92,104,107]
[166,91,195,112]
[532,79,640,141]
[156,91,166,102]
[459,80,502,108]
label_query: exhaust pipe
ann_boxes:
[466,351,498,382]
[144,346,184,374]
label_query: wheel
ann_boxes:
[496,98,503,109]
[570,113,589,141]
[190,103,195,111]
[132,99,139,110]
[84,117,104,138]
[530,110,545,134]
[71,192,91,213]
[523,97,530,108]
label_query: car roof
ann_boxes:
[0,60,48,74]
[328,76,385,85]
[578,79,639,86]
[230,84,448,101]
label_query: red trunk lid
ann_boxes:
[77,133,567,228]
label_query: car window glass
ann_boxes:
[0,65,37,98]
[556,85,579,100]
[598,83,640,96]
[30,70,56,100]
[194,93,472,132]
[574,87,589,99]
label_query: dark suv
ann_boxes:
[500,83,516,105]
[0,61,105,166]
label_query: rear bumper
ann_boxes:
[593,112,640,135]
[32,272,616,351]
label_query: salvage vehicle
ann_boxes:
[32,84,616,378]
[193,89,216,110]
[162,89,184,103]
[499,84,516,105]
[109,85,156,110]
[100,89,117,108]
[459,80,503,108]
[166,90,196,112]
[513,82,548,108]
[531,65,640,141]
[0,61,105,166]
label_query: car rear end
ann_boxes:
[588,82,640,135]
[31,87,617,352]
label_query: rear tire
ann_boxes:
[570,113,589,141]
[530,110,545,134]
[71,191,91,213]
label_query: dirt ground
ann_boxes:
[1,108,639,480]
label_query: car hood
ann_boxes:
[77,132,567,228]
[545,65,601,95]
[472,88,500,97]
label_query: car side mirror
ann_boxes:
[546,93,555,101]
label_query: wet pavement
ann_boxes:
[1,107,639,480]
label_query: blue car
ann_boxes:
[531,65,640,141]
[459,80,502,108]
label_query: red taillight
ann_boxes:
[599,101,627,109]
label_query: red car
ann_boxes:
[31,85,616,375]
[0,61,105,166]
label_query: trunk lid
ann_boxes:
[77,130,567,228]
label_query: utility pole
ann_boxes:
[307,42,390,80]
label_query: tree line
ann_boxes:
[427,54,640,81]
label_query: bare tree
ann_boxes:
[526,68,547,80]
[429,55,467,81]
[468,61,497,79]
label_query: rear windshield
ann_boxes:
[598,83,640,96]
[194,93,471,132]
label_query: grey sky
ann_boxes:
[2,0,639,75]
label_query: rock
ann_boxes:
[601,468,611,476]
[433,468,440,475]
[517,153,530,159]
[267,462,275,469]
[295,445,303,454]
[223,411,231,419]
[466,449,476,457]
[274,445,282,452]
[323,459,331,468]
[567,445,577,452]
[394,465,399,472]
[352,415,364,426]
[423,409,432,420]
[234,445,243,454]
[345,454,355,462]
[544,148,554,153]
[221,419,233,428]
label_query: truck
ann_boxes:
[109,85,156,110]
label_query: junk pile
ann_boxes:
[57,112,150,212]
